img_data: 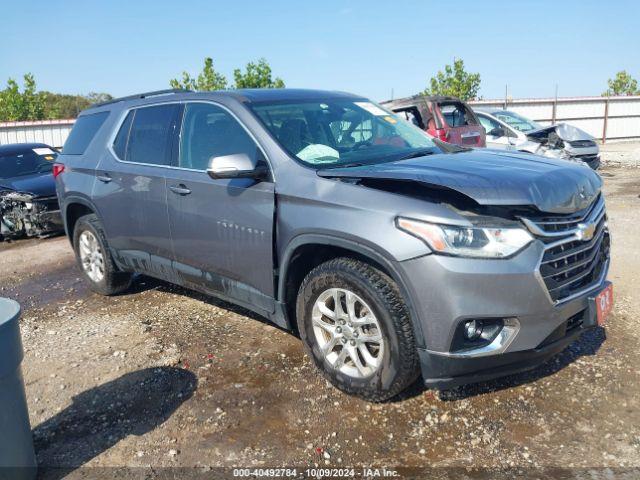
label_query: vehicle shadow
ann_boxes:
[34,367,197,480]
[399,326,606,402]
[117,277,607,404]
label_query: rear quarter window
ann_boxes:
[62,111,110,155]
[112,111,134,159]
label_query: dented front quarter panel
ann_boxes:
[275,169,457,264]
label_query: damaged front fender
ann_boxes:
[0,190,63,240]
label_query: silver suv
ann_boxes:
[54,89,611,401]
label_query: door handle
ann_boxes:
[97,173,112,183]
[169,184,192,196]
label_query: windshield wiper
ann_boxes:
[432,139,472,153]
[337,162,367,168]
[321,162,367,169]
[396,149,437,161]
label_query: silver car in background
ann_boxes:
[475,108,601,169]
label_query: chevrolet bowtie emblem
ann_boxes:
[577,222,596,241]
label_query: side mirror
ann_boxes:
[488,126,505,137]
[206,153,266,180]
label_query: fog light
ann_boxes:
[464,320,483,340]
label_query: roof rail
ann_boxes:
[88,89,193,109]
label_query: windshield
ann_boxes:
[492,111,541,133]
[250,100,437,168]
[0,149,57,179]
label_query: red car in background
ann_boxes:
[381,95,486,148]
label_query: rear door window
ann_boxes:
[63,111,109,155]
[123,104,179,165]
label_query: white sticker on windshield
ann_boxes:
[354,102,388,116]
[33,147,55,156]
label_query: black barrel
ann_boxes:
[0,298,36,480]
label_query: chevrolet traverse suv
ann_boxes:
[55,89,612,401]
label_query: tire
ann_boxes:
[296,257,419,401]
[73,214,132,296]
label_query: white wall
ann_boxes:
[470,96,640,142]
[2,96,640,146]
[0,119,75,148]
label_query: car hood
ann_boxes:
[0,172,57,197]
[526,123,594,142]
[317,150,602,214]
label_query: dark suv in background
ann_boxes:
[55,89,612,401]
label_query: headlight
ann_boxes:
[396,217,533,258]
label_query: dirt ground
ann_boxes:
[2,164,640,479]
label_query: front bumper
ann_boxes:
[396,241,610,388]
[418,309,598,389]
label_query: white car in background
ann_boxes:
[474,108,600,169]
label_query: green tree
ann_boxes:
[0,79,23,121]
[170,57,227,91]
[41,92,89,119]
[85,92,114,105]
[0,73,46,121]
[22,73,45,120]
[423,58,481,101]
[603,70,639,96]
[38,92,113,119]
[232,58,285,89]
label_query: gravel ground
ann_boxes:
[1,165,640,479]
[601,141,640,168]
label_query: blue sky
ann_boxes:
[1,0,638,101]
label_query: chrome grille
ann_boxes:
[521,195,610,304]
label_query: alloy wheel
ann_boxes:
[78,230,105,283]
[311,288,385,378]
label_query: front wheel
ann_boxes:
[296,258,419,401]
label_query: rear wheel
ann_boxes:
[73,214,132,296]
[296,257,419,401]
